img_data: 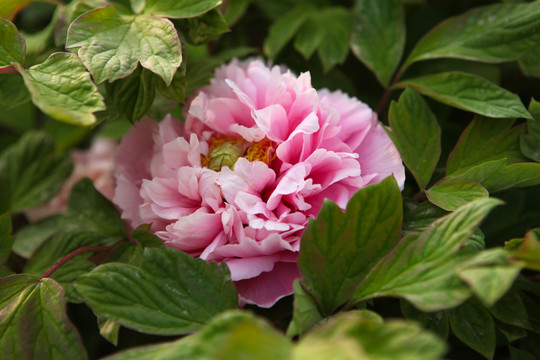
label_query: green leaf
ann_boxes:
[0,212,13,265]
[263,5,314,59]
[0,0,32,21]
[14,53,105,126]
[403,2,540,69]
[76,247,237,335]
[426,180,488,211]
[388,88,441,188]
[400,300,449,339]
[458,248,523,307]
[286,280,323,337]
[447,116,526,175]
[446,159,540,193]
[520,99,540,162]
[155,58,186,103]
[223,0,250,26]
[402,200,448,233]
[519,45,540,78]
[489,289,530,329]
[0,18,25,67]
[131,226,164,248]
[293,310,446,360]
[54,0,109,46]
[177,9,229,45]
[142,0,222,19]
[299,177,403,316]
[65,178,127,239]
[0,132,72,213]
[66,5,182,85]
[351,198,502,311]
[509,346,537,360]
[449,299,496,359]
[506,228,540,270]
[394,72,531,119]
[0,73,31,109]
[98,316,120,346]
[104,310,291,360]
[0,275,87,360]
[350,0,405,86]
[107,66,156,122]
[295,7,351,72]
[12,215,64,258]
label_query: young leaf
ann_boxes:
[104,310,291,360]
[286,280,323,337]
[142,0,222,19]
[67,5,182,85]
[449,299,496,360]
[426,180,488,211]
[0,212,13,265]
[293,310,446,360]
[0,18,25,67]
[520,99,540,162]
[177,9,229,45]
[395,72,531,119]
[76,247,238,335]
[350,0,405,86]
[351,198,502,311]
[403,2,540,69]
[447,116,526,175]
[107,67,156,122]
[0,275,87,360]
[263,5,314,59]
[13,53,106,126]
[98,316,120,346]
[388,88,441,189]
[0,132,72,213]
[299,176,403,316]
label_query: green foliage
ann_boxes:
[395,72,531,119]
[388,88,441,189]
[426,180,488,211]
[75,247,238,335]
[141,0,222,19]
[0,18,25,67]
[520,99,540,162]
[0,275,87,359]
[0,213,13,265]
[350,0,405,86]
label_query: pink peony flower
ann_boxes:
[113,59,405,307]
[25,138,117,222]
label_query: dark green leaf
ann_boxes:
[350,0,405,86]
[0,275,87,360]
[519,46,540,78]
[222,0,250,26]
[131,226,164,248]
[0,18,25,67]
[0,212,13,265]
[402,200,448,234]
[67,5,182,85]
[403,2,540,68]
[400,300,449,339]
[0,132,72,213]
[395,72,531,119]
[14,53,106,126]
[449,299,496,359]
[76,247,238,335]
[142,0,222,19]
[426,180,488,211]
[447,116,526,175]
[489,289,530,329]
[520,99,540,162]
[509,346,537,360]
[107,67,156,122]
[286,280,323,337]
[0,73,31,109]
[65,178,127,239]
[177,9,229,45]
[293,15,323,60]
[299,177,403,316]
[388,87,441,188]
[263,5,314,59]
[294,310,446,360]
[12,215,65,258]
[155,59,186,103]
[104,310,291,360]
[352,198,502,311]
[497,322,527,342]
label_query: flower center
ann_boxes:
[202,135,276,171]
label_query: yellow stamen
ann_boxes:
[201,135,276,170]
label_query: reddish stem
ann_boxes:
[376,67,406,117]
[0,67,20,75]
[40,245,114,280]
